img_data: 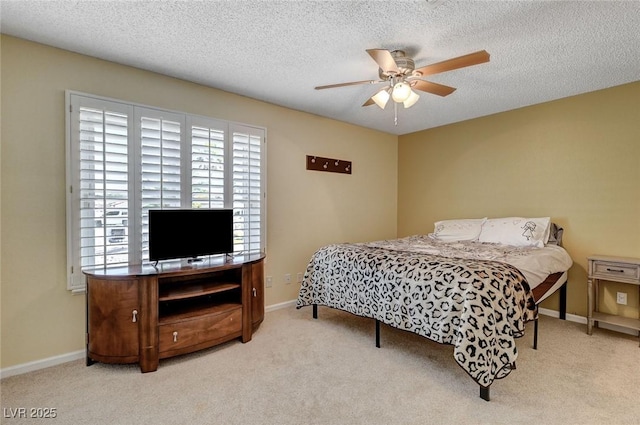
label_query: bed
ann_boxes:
[296,217,573,401]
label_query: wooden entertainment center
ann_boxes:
[84,254,265,372]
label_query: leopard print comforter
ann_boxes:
[296,242,537,387]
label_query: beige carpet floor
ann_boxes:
[1,306,639,425]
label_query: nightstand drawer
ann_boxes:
[592,261,639,282]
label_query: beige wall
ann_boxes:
[0,35,398,368]
[398,81,640,317]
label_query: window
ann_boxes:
[66,92,266,292]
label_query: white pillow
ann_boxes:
[431,218,487,242]
[478,217,551,248]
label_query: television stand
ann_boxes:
[84,253,265,372]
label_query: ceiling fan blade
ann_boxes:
[315,79,380,90]
[366,49,400,73]
[411,80,457,97]
[414,50,490,77]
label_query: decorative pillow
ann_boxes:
[546,223,564,246]
[431,218,487,242]
[478,217,551,247]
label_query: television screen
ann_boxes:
[148,209,233,262]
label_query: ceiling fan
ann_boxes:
[315,49,490,119]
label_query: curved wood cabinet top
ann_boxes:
[83,253,265,280]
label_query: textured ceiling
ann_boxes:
[2,0,639,135]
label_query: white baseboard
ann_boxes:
[538,307,638,336]
[538,307,587,324]
[265,299,297,312]
[0,350,85,380]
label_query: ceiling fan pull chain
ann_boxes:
[394,102,398,126]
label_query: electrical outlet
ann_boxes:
[284,273,292,284]
[266,276,273,288]
[616,292,627,305]
[297,272,303,283]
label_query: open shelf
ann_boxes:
[159,281,240,302]
[592,312,640,331]
[159,280,241,322]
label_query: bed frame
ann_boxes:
[309,271,568,402]
[531,271,568,349]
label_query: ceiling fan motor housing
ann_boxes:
[379,50,415,79]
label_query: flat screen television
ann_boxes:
[148,208,233,262]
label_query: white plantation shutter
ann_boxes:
[66,91,266,291]
[137,109,185,262]
[232,125,265,253]
[189,117,228,209]
[67,95,133,292]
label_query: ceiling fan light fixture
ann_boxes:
[372,89,390,109]
[403,90,420,108]
[391,80,412,102]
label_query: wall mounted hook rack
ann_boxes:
[306,155,352,175]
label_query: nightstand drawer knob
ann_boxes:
[606,268,625,273]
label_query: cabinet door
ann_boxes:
[87,278,140,362]
[251,260,265,329]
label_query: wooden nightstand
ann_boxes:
[587,255,640,346]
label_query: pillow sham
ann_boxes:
[478,217,551,247]
[431,218,487,242]
[546,222,564,246]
